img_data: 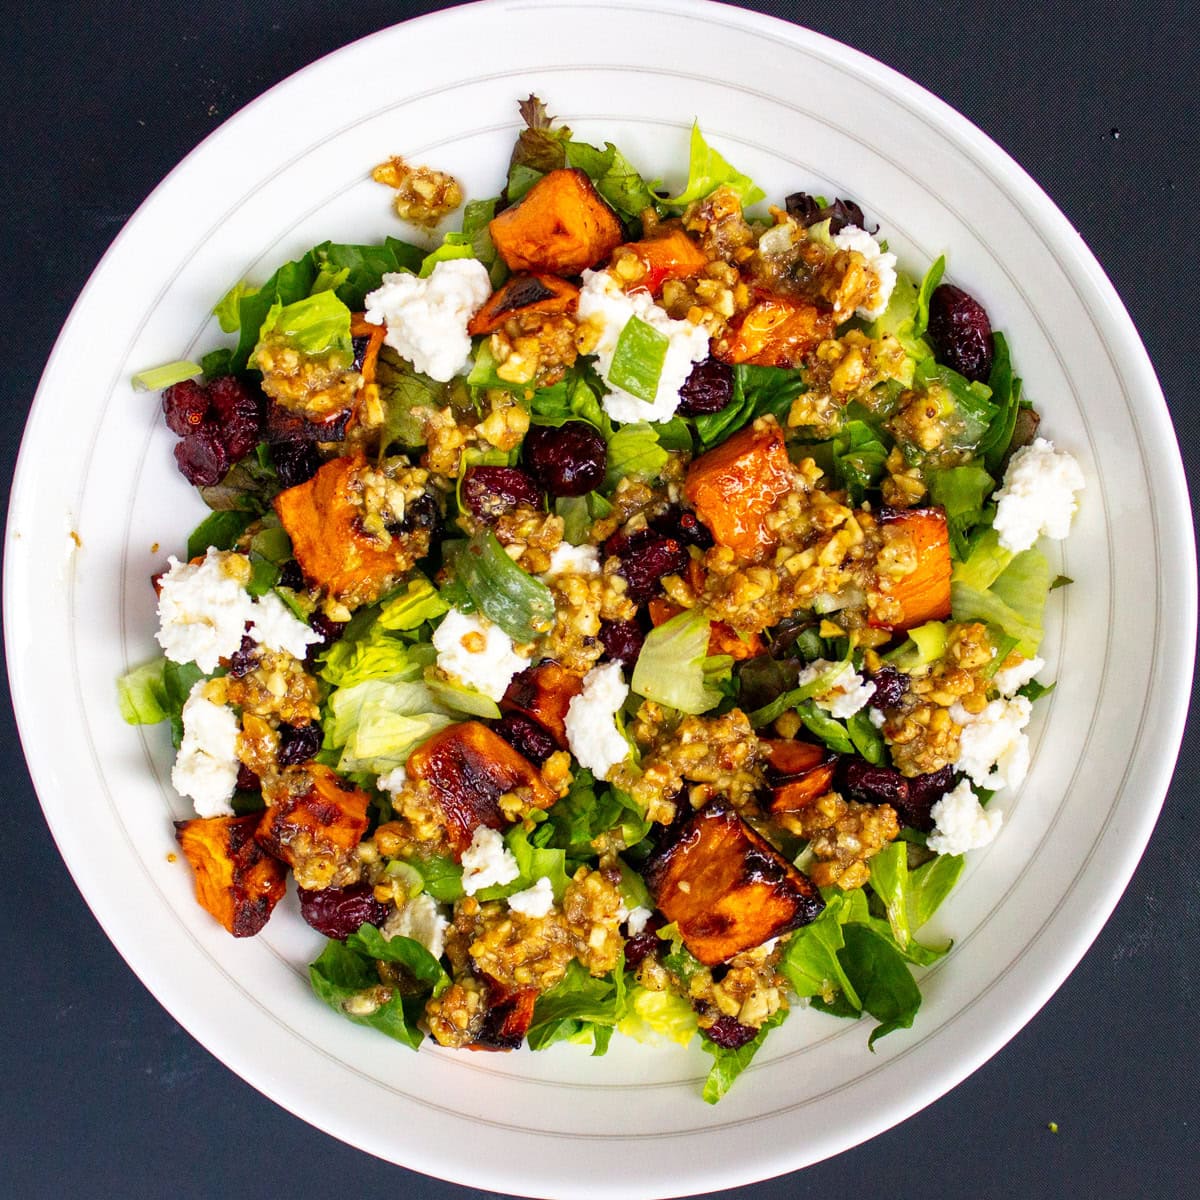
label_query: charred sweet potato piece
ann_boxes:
[684,416,795,563]
[490,169,624,275]
[407,721,557,856]
[646,598,762,661]
[350,313,386,386]
[273,452,425,604]
[175,814,288,938]
[870,507,952,631]
[501,662,584,747]
[467,273,579,336]
[714,292,837,368]
[645,800,823,965]
[256,765,371,890]
[617,228,709,295]
[469,980,539,1051]
[760,739,838,814]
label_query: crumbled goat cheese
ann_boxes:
[626,906,653,936]
[564,661,631,781]
[993,655,1045,697]
[172,681,240,817]
[832,225,898,320]
[507,876,555,918]
[950,695,1033,792]
[993,438,1085,553]
[248,591,322,660]
[432,608,526,701]
[376,764,408,795]
[543,541,601,578]
[576,269,710,424]
[795,658,877,719]
[927,779,1003,856]
[364,258,491,382]
[156,548,256,673]
[384,894,449,960]
[460,826,520,895]
[869,706,887,729]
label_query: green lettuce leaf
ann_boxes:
[832,418,890,506]
[632,609,722,714]
[700,1008,787,1103]
[616,985,698,1047]
[252,288,354,365]
[665,121,765,209]
[448,529,556,642]
[609,316,669,403]
[952,544,1051,657]
[905,853,965,931]
[693,364,806,450]
[778,893,861,1008]
[526,959,626,1054]
[185,509,255,560]
[325,678,453,774]
[928,464,995,561]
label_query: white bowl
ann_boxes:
[6,1,1195,1196]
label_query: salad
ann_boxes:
[121,96,1084,1102]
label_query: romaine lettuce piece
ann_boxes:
[631,609,722,714]
[700,1008,787,1104]
[928,463,995,560]
[616,986,698,1047]
[664,121,765,208]
[252,288,354,366]
[448,529,556,642]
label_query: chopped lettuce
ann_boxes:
[952,539,1051,657]
[978,331,1022,474]
[632,609,723,715]
[664,121,765,209]
[117,658,203,747]
[928,463,995,560]
[603,421,676,490]
[700,1008,786,1104]
[831,418,890,506]
[566,139,660,222]
[325,678,452,775]
[252,288,354,366]
[526,959,626,1054]
[692,364,806,451]
[185,509,255,560]
[905,853,965,931]
[449,529,556,642]
[779,893,862,1007]
[616,986,698,1047]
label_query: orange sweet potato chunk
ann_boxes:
[762,739,838,815]
[175,814,288,938]
[713,292,837,368]
[490,169,624,276]
[871,507,952,632]
[467,274,579,336]
[646,598,763,661]
[273,452,419,604]
[684,416,795,563]
[407,721,557,857]
[645,800,824,966]
[617,228,709,295]
[501,662,584,747]
[256,765,371,889]
[350,313,386,386]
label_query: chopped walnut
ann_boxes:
[372,156,463,228]
[791,792,900,890]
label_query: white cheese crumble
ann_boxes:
[795,658,877,719]
[156,548,255,673]
[364,258,491,382]
[992,438,1085,553]
[171,681,240,817]
[248,591,322,660]
[376,764,408,795]
[543,541,601,579]
[927,779,1003,856]
[460,826,520,895]
[832,225,898,320]
[507,876,555,918]
[993,654,1045,697]
[432,608,526,702]
[626,906,653,936]
[950,695,1033,792]
[383,894,449,960]
[869,706,887,729]
[576,269,710,424]
[564,661,631,781]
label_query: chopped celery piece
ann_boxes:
[608,316,669,403]
[131,360,203,392]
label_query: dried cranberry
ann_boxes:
[298,883,389,941]
[703,1015,759,1050]
[677,357,734,416]
[278,722,323,766]
[461,466,544,522]
[308,612,346,646]
[900,765,958,832]
[492,712,557,765]
[235,763,260,793]
[162,379,209,435]
[869,665,909,710]
[839,759,909,809]
[605,527,689,604]
[174,424,230,486]
[649,506,714,550]
[270,438,321,489]
[227,634,258,679]
[398,492,441,538]
[599,619,645,667]
[623,918,664,969]
[351,334,371,372]
[784,193,873,235]
[208,376,263,460]
[523,422,606,497]
[277,560,305,591]
[927,284,994,383]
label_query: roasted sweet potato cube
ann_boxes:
[646,597,762,661]
[407,721,557,857]
[175,814,288,938]
[759,739,828,780]
[616,228,709,295]
[769,764,838,815]
[870,507,952,631]
[490,169,624,276]
[714,292,836,368]
[256,765,370,890]
[470,981,539,1051]
[273,452,426,605]
[467,273,579,336]
[501,662,584,747]
[684,416,795,563]
[645,800,823,965]
[350,313,386,386]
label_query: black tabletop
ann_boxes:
[3,2,1197,1197]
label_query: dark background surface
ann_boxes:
[2,1,1197,1197]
